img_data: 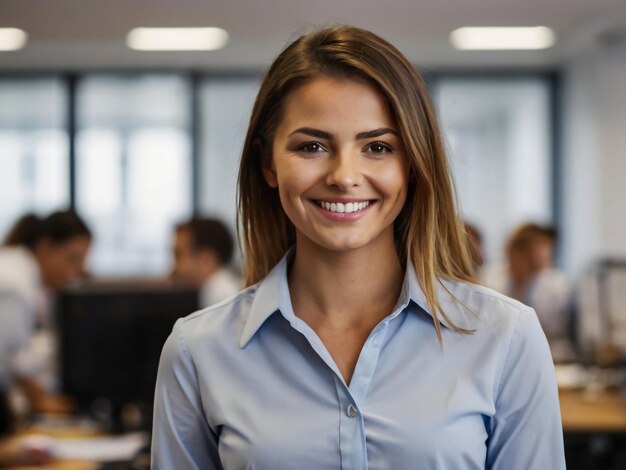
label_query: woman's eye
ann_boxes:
[366,141,393,154]
[297,142,325,153]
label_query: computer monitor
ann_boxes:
[578,259,626,358]
[56,280,199,430]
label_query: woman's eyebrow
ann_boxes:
[288,127,333,139]
[288,127,399,140]
[356,128,399,139]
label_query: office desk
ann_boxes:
[560,388,626,433]
[2,421,146,470]
[27,461,95,470]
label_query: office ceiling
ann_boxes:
[1,0,625,71]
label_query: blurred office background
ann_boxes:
[1,0,626,468]
[1,0,625,279]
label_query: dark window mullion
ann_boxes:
[190,72,201,217]
[66,73,78,209]
[548,72,563,265]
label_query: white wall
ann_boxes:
[562,42,626,278]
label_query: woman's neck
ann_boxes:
[288,235,404,331]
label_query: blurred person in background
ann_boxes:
[483,223,573,358]
[0,210,91,432]
[171,218,241,307]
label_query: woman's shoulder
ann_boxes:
[172,283,261,352]
[181,282,255,324]
[440,280,553,391]
[439,278,537,333]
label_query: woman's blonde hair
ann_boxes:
[237,25,476,341]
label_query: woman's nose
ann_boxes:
[325,150,363,189]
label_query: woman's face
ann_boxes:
[263,76,409,254]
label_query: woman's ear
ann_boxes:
[256,138,278,188]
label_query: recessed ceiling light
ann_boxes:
[0,28,28,51]
[126,27,228,51]
[450,27,555,50]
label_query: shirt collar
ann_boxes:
[403,260,457,329]
[239,248,294,348]
[239,248,459,348]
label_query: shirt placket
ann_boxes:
[335,321,390,470]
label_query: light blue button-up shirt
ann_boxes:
[152,250,566,469]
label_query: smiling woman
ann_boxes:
[152,25,565,470]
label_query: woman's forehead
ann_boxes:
[277,76,397,135]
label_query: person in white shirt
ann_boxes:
[0,210,91,433]
[171,218,241,307]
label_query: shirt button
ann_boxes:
[347,404,358,418]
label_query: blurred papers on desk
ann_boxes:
[22,432,147,463]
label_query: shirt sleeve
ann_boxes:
[486,307,566,470]
[151,318,223,470]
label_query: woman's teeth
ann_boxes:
[318,201,370,214]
